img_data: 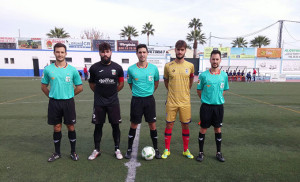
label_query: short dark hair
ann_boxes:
[175,40,187,49]
[99,42,111,52]
[210,50,221,58]
[136,44,148,53]
[54,43,67,52]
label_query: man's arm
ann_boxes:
[154,81,159,91]
[197,89,202,99]
[117,81,124,92]
[74,85,83,95]
[89,83,95,92]
[189,76,194,89]
[41,84,49,98]
[164,79,169,90]
[128,83,132,90]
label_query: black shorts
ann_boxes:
[200,103,224,128]
[92,104,121,124]
[48,98,76,125]
[130,95,156,124]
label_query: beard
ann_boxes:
[176,54,185,60]
[100,56,111,65]
[211,63,219,68]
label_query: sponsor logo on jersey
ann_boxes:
[51,77,55,80]
[207,85,211,87]
[99,78,115,84]
[112,69,116,75]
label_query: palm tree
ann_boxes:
[250,36,271,48]
[120,26,138,41]
[141,22,155,46]
[46,27,70,38]
[188,18,203,31]
[187,18,204,58]
[186,30,206,58]
[231,37,248,47]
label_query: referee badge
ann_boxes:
[220,82,224,89]
[148,76,153,81]
[65,76,70,82]
[111,69,116,75]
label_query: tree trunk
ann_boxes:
[193,40,197,58]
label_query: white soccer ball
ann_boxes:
[141,146,155,160]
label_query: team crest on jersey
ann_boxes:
[148,76,153,81]
[111,69,116,75]
[220,82,224,89]
[65,76,70,82]
[185,69,188,74]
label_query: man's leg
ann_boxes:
[48,124,62,162]
[125,123,137,159]
[53,124,62,155]
[148,122,161,159]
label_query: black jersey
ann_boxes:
[89,61,124,106]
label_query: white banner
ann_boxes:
[66,39,91,51]
[283,48,300,59]
[148,46,170,57]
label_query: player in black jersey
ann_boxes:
[88,42,125,160]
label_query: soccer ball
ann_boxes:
[141,146,155,160]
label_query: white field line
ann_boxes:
[124,124,141,182]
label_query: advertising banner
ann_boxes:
[204,47,230,58]
[66,39,91,51]
[148,46,169,57]
[18,37,42,49]
[0,37,17,49]
[92,40,115,51]
[43,38,66,50]
[230,48,255,59]
[282,48,300,59]
[117,40,138,52]
[257,48,281,58]
[0,37,16,43]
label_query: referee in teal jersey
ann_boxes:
[41,43,83,162]
[124,44,162,159]
[196,50,229,162]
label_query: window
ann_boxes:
[4,58,8,64]
[122,59,129,64]
[65,57,72,63]
[84,58,91,63]
[10,58,14,64]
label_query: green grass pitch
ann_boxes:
[0,77,299,182]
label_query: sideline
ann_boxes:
[228,91,300,114]
[0,94,39,104]
[124,124,141,182]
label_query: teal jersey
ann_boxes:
[127,63,159,97]
[197,69,229,105]
[41,63,82,99]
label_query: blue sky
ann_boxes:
[0,0,299,49]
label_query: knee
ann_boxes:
[66,124,75,131]
[166,122,174,129]
[130,122,138,129]
[214,127,221,133]
[148,122,156,130]
[181,123,189,130]
[53,124,62,132]
[200,127,207,134]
